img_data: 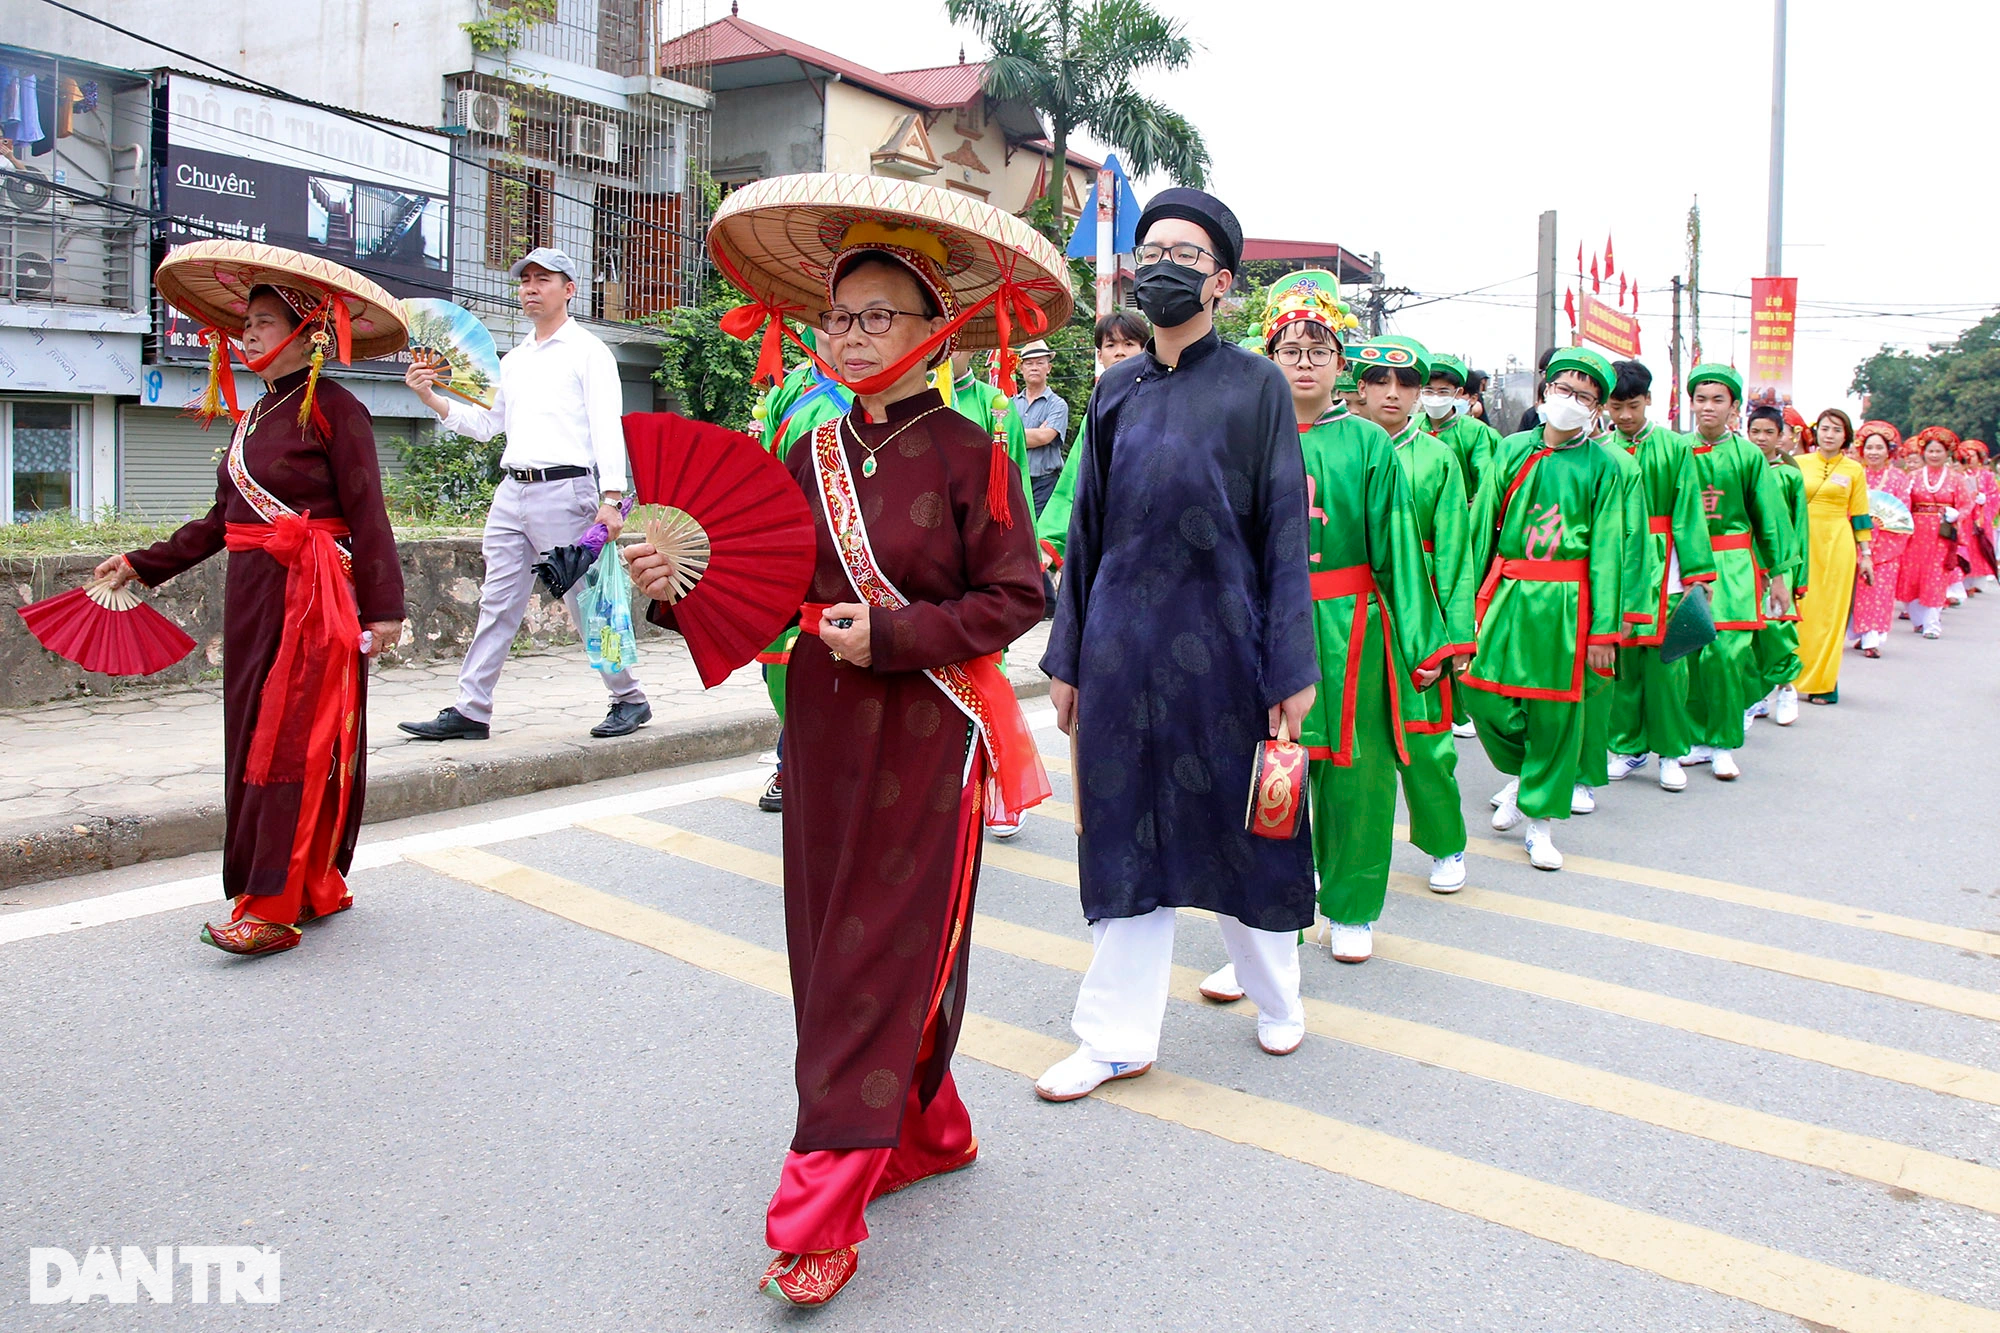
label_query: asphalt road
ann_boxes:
[5,598,2000,1331]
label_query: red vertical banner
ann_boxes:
[1748,277,1798,408]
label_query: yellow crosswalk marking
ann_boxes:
[405,843,2000,1333]
[1374,932,2000,1108]
[1402,825,2000,957]
[1387,876,2000,1024]
[582,818,2000,1216]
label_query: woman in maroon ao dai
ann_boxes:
[631,242,1043,1306]
[97,285,404,955]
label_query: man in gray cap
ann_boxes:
[400,247,650,741]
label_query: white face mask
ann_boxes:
[1419,391,1457,420]
[1542,392,1595,433]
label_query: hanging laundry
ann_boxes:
[55,77,80,138]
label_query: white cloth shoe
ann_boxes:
[1489,778,1518,809]
[1712,749,1741,781]
[1035,1048,1152,1102]
[1773,684,1799,727]
[1571,783,1596,814]
[1658,758,1687,792]
[1677,746,1713,765]
[986,815,1024,839]
[1524,820,1563,871]
[1491,799,1524,832]
[1328,923,1373,963]
[1429,852,1467,893]
[1451,720,1478,738]
[1198,962,1245,1002]
[1607,752,1650,782]
[1258,1016,1306,1056]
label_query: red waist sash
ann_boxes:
[1648,515,1672,534]
[1711,531,1754,551]
[1306,563,1406,766]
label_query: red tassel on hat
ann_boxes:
[987,422,1012,527]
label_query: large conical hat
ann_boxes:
[154,240,409,359]
[707,173,1072,352]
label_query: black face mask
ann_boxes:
[1133,261,1211,330]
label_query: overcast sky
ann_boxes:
[725,0,1988,420]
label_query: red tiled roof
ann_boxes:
[1017,137,1101,172]
[886,63,987,107]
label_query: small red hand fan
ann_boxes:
[622,413,816,688]
[17,578,197,676]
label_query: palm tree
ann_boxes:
[945,0,1209,225]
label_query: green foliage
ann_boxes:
[462,0,559,52]
[947,0,1209,218]
[0,508,180,556]
[655,280,765,430]
[1214,278,1271,348]
[385,430,505,522]
[1852,312,2000,440]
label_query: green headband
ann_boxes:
[1349,335,1431,382]
[1546,347,1615,402]
[1686,362,1745,402]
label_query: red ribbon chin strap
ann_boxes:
[193,287,348,424]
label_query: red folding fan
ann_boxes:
[18,578,196,676]
[622,413,816,688]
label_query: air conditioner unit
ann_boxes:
[455,89,513,138]
[569,116,621,163]
[5,247,55,299]
[0,165,52,214]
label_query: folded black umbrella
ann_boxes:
[531,545,598,600]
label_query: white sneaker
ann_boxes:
[1678,746,1713,766]
[1452,720,1478,738]
[1429,853,1467,893]
[1491,799,1524,832]
[1922,625,1941,640]
[1524,820,1563,871]
[1257,1016,1306,1056]
[986,816,1024,839]
[1489,778,1518,809]
[1712,749,1741,781]
[1607,752,1650,782]
[1658,758,1687,792]
[1571,783,1596,814]
[1034,1049,1152,1102]
[1328,922,1374,963]
[1198,963,1245,1003]
[1773,684,1799,727]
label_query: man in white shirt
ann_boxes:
[398,247,650,741]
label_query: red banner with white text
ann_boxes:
[1578,295,1641,359]
[1748,277,1798,408]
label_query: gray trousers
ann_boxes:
[455,475,645,723]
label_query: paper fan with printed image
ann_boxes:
[401,298,501,408]
[622,413,816,688]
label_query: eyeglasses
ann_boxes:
[823,308,929,336]
[1133,241,1219,271]
[1546,382,1600,410]
[1274,345,1337,367]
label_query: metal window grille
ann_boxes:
[450,0,711,329]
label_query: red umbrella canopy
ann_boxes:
[622,414,817,688]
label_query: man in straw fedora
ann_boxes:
[399,246,650,743]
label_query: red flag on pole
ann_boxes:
[1617,273,1627,304]
[1604,235,1616,276]
[1576,243,1584,274]
[1590,255,1600,294]
[1564,288,1577,328]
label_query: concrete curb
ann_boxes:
[2,678,1051,891]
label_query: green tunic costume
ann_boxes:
[1463,410,1629,821]
[1387,416,1475,861]
[1577,430,1655,789]
[1681,428,1791,752]
[1036,420,1084,560]
[934,364,1036,523]
[752,358,854,719]
[1424,412,1503,502]
[1299,405,1451,925]
[1607,421,1717,761]
[1752,458,1810,693]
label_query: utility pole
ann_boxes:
[1766,0,1787,277]
[1364,252,1385,336]
[1670,275,1685,431]
[1533,210,1557,363]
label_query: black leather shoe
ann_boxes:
[398,707,490,741]
[591,701,652,738]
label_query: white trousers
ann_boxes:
[1070,907,1303,1064]
[1911,602,1943,633]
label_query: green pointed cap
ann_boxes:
[1349,335,1431,382]
[1546,346,1615,402]
[1686,362,1745,402]
[1428,353,1468,387]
